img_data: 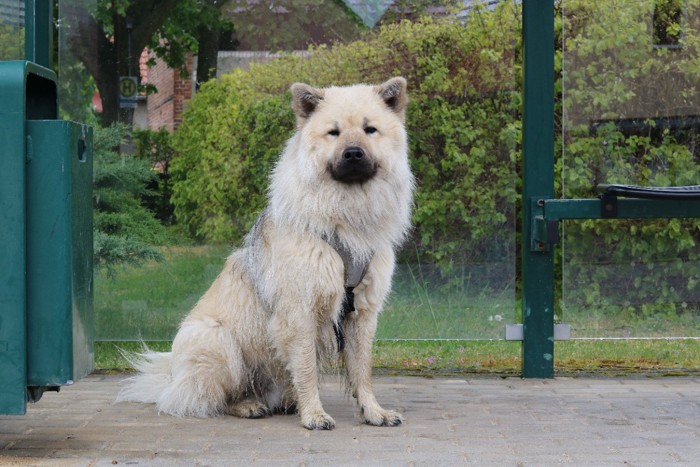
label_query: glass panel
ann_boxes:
[0,0,24,60]
[561,0,700,338]
[59,0,519,342]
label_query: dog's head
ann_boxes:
[290,77,408,185]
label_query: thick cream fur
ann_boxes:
[116,78,414,430]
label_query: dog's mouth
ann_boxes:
[329,146,378,184]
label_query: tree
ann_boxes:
[170,9,521,268]
[0,24,24,60]
[146,0,235,91]
[63,0,233,127]
[92,123,169,275]
[132,127,177,224]
[64,0,177,126]
[60,0,369,127]
[223,0,363,51]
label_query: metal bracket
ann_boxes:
[505,323,571,341]
[547,219,559,244]
[600,193,618,218]
[531,198,560,252]
[531,214,549,252]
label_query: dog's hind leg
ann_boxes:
[226,397,271,418]
[264,377,298,415]
[226,373,279,418]
[160,319,250,418]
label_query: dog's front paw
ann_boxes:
[362,407,404,427]
[301,411,336,430]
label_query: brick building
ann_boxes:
[139,51,279,132]
[94,50,194,132]
[138,53,194,132]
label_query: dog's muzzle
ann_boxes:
[330,147,377,184]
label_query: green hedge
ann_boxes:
[172,5,520,274]
[171,2,699,314]
[171,86,294,241]
[559,0,700,316]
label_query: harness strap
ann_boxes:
[333,287,356,353]
[324,235,372,352]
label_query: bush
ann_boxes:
[172,86,295,240]
[561,124,700,316]
[0,24,23,60]
[93,124,169,275]
[133,128,177,225]
[171,1,699,315]
[559,0,700,316]
[172,4,521,273]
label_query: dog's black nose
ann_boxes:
[331,146,376,183]
[342,147,365,161]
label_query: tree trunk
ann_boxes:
[64,1,179,128]
[195,23,220,90]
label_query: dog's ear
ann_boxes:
[290,83,324,125]
[376,77,408,120]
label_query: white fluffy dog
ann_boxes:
[117,77,414,430]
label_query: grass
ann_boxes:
[553,339,700,375]
[563,306,700,338]
[379,262,514,339]
[95,339,700,376]
[374,339,700,376]
[94,244,231,340]
[95,245,515,341]
[94,245,700,375]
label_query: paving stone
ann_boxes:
[1,374,700,465]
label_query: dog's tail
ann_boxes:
[115,346,173,405]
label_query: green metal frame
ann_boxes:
[521,0,555,378]
[520,0,700,378]
[0,60,58,414]
[24,0,53,68]
[543,199,700,222]
[0,2,56,410]
[7,0,698,387]
[0,0,93,414]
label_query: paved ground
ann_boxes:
[1,373,700,466]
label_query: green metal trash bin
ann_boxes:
[0,61,93,414]
[26,120,94,402]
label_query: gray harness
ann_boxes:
[325,236,372,352]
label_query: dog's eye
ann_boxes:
[328,129,340,137]
[364,126,378,135]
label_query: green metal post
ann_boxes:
[24,0,54,68]
[1,0,95,415]
[521,0,555,378]
[0,64,29,414]
[0,61,58,414]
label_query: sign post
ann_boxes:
[119,76,138,109]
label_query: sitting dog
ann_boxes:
[117,77,415,430]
